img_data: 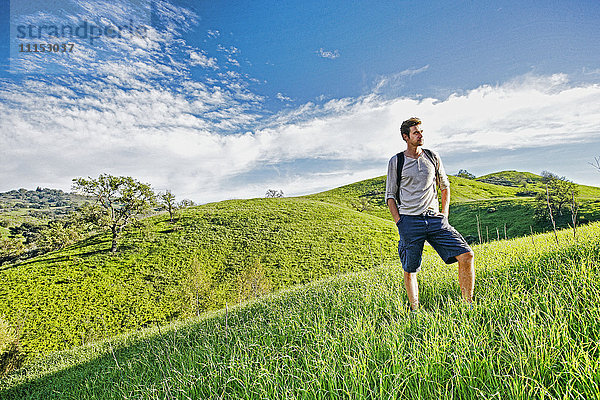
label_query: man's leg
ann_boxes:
[456,251,475,303]
[404,271,419,310]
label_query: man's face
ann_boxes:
[405,124,424,146]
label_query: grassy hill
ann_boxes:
[0,197,402,361]
[476,170,543,187]
[2,223,599,399]
[302,175,520,220]
[1,170,598,376]
[303,172,600,240]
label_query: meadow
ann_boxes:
[1,170,599,398]
[1,222,599,399]
[1,171,599,365]
[0,198,400,359]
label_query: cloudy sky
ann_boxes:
[1,0,599,203]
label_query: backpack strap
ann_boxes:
[395,152,404,203]
[422,148,440,189]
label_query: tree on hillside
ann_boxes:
[0,236,26,265]
[159,190,177,223]
[265,189,284,198]
[35,215,89,252]
[455,169,475,179]
[351,197,373,212]
[534,171,578,221]
[72,174,156,253]
[178,199,196,208]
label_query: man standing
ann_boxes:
[385,117,474,311]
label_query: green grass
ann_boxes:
[2,223,599,399]
[448,197,600,242]
[0,197,400,360]
[1,172,599,364]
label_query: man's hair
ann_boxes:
[400,117,421,139]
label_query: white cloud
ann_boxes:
[3,2,600,202]
[190,50,218,69]
[276,93,293,102]
[373,65,430,93]
[316,48,340,59]
[4,72,600,202]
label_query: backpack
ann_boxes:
[395,149,440,202]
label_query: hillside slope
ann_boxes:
[303,175,519,220]
[1,171,598,367]
[2,223,599,399]
[0,197,400,361]
[303,172,600,240]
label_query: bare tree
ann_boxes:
[351,198,372,212]
[545,184,559,245]
[590,156,600,172]
[569,190,579,242]
[265,189,284,198]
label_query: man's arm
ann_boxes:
[433,150,450,217]
[387,198,401,223]
[385,155,401,223]
[440,187,450,217]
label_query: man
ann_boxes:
[385,117,474,311]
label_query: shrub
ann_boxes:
[0,317,23,376]
[236,260,272,302]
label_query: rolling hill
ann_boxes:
[2,222,599,399]
[0,197,402,362]
[0,170,598,376]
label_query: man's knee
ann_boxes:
[457,250,474,263]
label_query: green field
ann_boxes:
[1,170,599,398]
[2,223,599,399]
[1,171,599,365]
[0,197,401,359]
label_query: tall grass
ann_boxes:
[2,223,599,399]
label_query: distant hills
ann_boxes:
[476,170,542,187]
[0,188,89,235]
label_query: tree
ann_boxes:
[178,199,196,208]
[0,236,26,265]
[265,189,284,198]
[535,171,578,221]
[590,156,600,172]
[159,190,177,223]
[72,174,156,253]
[351,197,373,212]
[35,216,88,252]
[540,171,577,216]
[455,169,475,179]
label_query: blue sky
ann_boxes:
[1,0,599,202]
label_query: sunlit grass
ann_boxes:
[2,223,599,399]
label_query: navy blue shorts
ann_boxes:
[396,212,472,273]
